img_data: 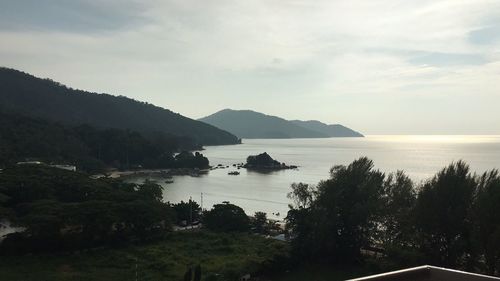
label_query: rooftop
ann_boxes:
[348,265,500,281]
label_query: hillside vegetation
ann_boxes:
[0,68,240,146]
[0,166,289,281]
[0,112,208,172]
[0,231,289,281]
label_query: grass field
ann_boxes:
[0,231,289,281]
[0,230,382,281]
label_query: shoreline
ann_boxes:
[91,168,210,180]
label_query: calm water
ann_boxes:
[129,135,500,220]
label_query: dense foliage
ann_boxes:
[175,151,210,169]
[286,157,500,276]
[251,212,268,234]
[0,112,209,172]
[0,166,174,253]
[204,203,251,232]
[0,67,240,145]
[172,200,202,224]
[286,158,385,262]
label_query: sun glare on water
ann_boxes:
[367,135,500,144]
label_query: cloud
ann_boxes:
[0,0,499,134]
[408,52,488,66]
[468,25,500,45]
[0,0,150,33]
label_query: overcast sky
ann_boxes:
[1,0,499,134]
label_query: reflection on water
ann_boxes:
[128,135,500,219]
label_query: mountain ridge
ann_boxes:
[290,120,364,137]
[199,109,363,139]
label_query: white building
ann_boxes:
[49,164,77,171]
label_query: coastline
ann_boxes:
[92,168,210,180]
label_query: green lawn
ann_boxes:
[0,231,289,281]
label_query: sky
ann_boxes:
[1,0,499,135]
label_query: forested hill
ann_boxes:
[290,120,363,137]
[0,68,240,146]
[0,112,209,172]
[199,109,327,139]
[199,109,363,139]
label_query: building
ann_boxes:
[49,164,77,171]
[348,265,500,281]
[15,161,76,171]
[16,161,43,165]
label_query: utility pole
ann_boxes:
[98,143,101,160]
[126,135,130,169]
[135,258,138,281]
[189,196,193,227]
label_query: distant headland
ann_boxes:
[199,109,363,139]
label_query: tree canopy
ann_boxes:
[286,157,500,276]
[203,203,250,232]
[0,165,174,253]
[172,200,201,225]
[0,111,209,172]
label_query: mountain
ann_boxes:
[0,67,240,146]
[291,120,364,137]
[199,109,363,139]
[199,109,328,139]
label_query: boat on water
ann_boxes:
[228,171,240,175]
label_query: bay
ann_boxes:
[129,135,500,220]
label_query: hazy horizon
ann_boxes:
[1,0,499,135]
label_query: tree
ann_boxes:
[318,157,386,260]
[472,170,500,274]
[382,171,417,247]
[287,183,315,209]
[172,200,201,225]
[414,161,477,267]
[203,203,250,232]
[380,171,422,266]
[252,212,268,234]
[286,182,318,258]
[286,157,386,262]
[136,181,164,202]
